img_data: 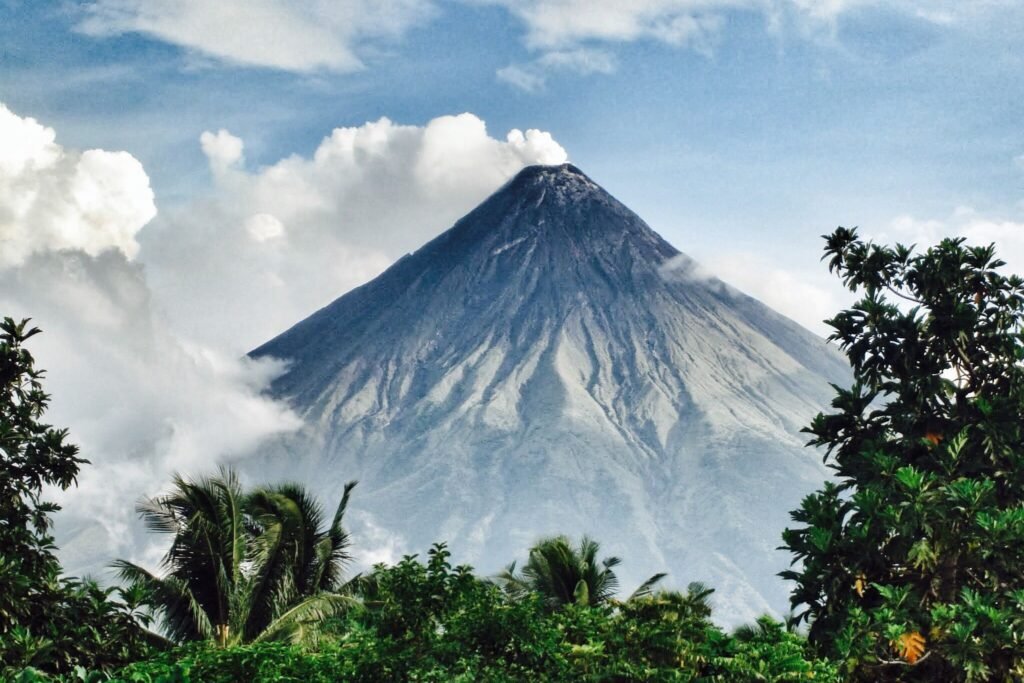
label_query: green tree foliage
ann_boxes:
[28,541,836,681]
[115,471,356,647]
[0,318,155,676]
[496,534,666,607]
[782,228,1024,680]
[108,552,833,682]
[341,543,572,680]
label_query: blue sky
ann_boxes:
[2,1,1024,565]
[6,3,1023,261]
[7,6,1024,231]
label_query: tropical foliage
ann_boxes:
[496,534,665,607]
[92,544,836,682]
[782,228,1024,680]
[115,471,357,647]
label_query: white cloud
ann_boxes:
[814,1,1004,24]
[200,128,245,173]
[538,48,617,72]
[697,207,1024,340]
[0,102,566,576]
[493,0,1003,49]
[692,204,1024,338]
[77,0,435,72]
[350,511,408,567]
[0,103,301,574]
[143,114,568,352]
[0,104,155,267]
[497,64,547,92]
[0,251,302,575]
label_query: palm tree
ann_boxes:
[114,469,356,645]
[496,535,666,607]
[242,481,356,642]
[644,582,715,620]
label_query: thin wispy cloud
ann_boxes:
[498,47,616,92]
[490,0,1022,89]
[77,0,437,72]
[485,0,735,49]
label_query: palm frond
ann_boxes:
[113,559,213,642]
[252,592,357,645]
[492,561,531,600]
[627,572,668,601]
[319,481,356,591]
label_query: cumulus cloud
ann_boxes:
[350,512,409,567]
[0,102,567,576]
[0,104,300,574]
[142,113,568,352]
[0,252,302,574]
[77,0,435,72]
[0,104,155,267]
[245,213,286,242]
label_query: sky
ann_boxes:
[2,0,1024,571]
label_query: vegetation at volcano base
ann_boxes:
[6,228,1024,681]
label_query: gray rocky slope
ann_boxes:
[249,163,850,625]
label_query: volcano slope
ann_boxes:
[249,163,849,624]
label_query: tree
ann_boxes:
[0,317,154,675]
[497,535,666,608]
[115,470,356,646]
[782,228,1024,681]
[246,481,354,601]
[244,480,356,642]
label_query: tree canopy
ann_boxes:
[0,318,153,675]
[782,228,1024,681]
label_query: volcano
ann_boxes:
[249,163,848,624]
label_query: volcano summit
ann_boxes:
[250,163,849,624]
